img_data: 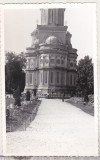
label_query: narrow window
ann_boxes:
[41,72,42,83]
[70,74,72,85]
[50,59,54,64]
[50,9,53,24]
[26,73,28,84]
[52,10,53,23]
[57,72,59,83]
[45,71,47,83]
[61,59,64,64]
[51,72,53,83]
[74,75,76,85]
[29,73,32,84]
[61,72,63,84]
[29,59,30,68]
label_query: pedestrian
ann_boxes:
[62,92,65,102]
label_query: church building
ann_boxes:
[24,9,78,97]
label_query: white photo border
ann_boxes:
[0,0,100,158]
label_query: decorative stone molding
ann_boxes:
[25,8,78,95]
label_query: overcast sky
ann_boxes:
[4,3,96,61]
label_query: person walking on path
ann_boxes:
[62,92,65,102]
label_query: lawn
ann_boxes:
[6,97,41,132]
[65,95,94,116]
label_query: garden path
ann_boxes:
[7,99,98,156]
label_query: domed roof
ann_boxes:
[45,36,60,45]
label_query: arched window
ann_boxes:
[30,59,34,68]
[56,59,60,64]
[70,62,73,67]
[40,59,43,64]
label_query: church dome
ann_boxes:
[45,36,60,45]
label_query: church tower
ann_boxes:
[25,8,78,97]
[41,9,65,26]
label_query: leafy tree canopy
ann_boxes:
[5,52,26,94]
[76,56,93,101]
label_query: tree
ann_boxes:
[5,52,26,94]
[13,88,21,106]
[76,56,93,102]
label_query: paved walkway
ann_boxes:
[7,99,98,156]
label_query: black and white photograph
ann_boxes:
[4,3,98,156]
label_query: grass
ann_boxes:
[6,99,41,132]
[6,97,14,107]
[6,94,94,132]
[65,95,94,116]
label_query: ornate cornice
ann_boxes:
[37,25,67,32]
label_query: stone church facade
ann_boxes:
[25,9,78,97]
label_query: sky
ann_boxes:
[4,3,96,62]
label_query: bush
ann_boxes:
[13,88,21,106]
[26,91,30,101]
